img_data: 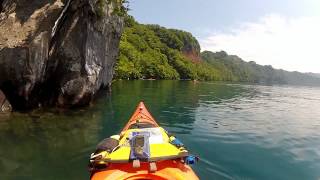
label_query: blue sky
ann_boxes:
[128,0,320,73]
[129,0,319,38]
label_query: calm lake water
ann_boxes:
[1,80,320,180]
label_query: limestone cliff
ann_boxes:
[0,0,123,110]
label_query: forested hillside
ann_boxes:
[115,16,320,85]
[115,16,218,80]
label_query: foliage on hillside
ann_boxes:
[115,16,320,85]
[115,16,221,80]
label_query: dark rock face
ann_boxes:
[0,89,12,112]
[0,0,123,110]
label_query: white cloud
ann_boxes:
[200,14,320,73]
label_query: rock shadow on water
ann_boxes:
[0,107,104,180]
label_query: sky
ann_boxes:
[128,0,320,73]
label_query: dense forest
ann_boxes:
[115,16,320,86]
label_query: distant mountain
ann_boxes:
[307,73,320,78]
[201,51,320,86]
[115,16,320,86]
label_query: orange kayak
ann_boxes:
[89,102,199,180]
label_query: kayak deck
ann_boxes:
[121,102,159,133]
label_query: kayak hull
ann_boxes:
[91,160,199,180]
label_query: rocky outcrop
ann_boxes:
[178,31,201,63]
[0,0,123,110]
[182,50,201,63]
